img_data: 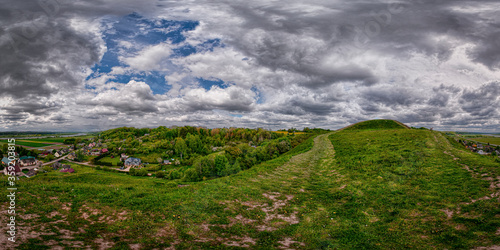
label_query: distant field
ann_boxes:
[470,137,500,145]
[24,138,67,143]
[0,140,53,148]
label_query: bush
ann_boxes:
[136,168,148,176]
[129,168,148,176]
[226,161,241,175]
[156,171,166,179]
[183,168,201,182]
[42,166,53,173]
[167,170,182,180]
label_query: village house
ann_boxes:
[101,148,108,154]
[3,163,22,176]
[54,151,63,158]
[19,156,37,166]
[52,162,62,170]
[2,157,16,167]
[67,152,77,160]
[38,151,51,158]
[124,157,141,167]
[120,153,129,162]
[60,165,75,173]
[163,159,171,165]
[90,149,101,156]
[25,169,37,178]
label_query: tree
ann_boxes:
[215,155,229,177]
[186,133,203,154]
[46,154,55,161]
[174,137,187,159]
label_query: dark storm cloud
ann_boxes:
[1,0,500,131]
[460,82,500,117]
[2,97,59,115]
[289,99,339,116]
[1,114,28,121]
[468,31,500,70]
[362,87,424,108]
[0,1,102,100]
[427,84,461,107]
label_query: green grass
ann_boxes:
[99,156,122,166]
[468,137,500,146]
[23,138,67,143]
[1,125,499,249]
[342,119,409,131]
[1,140,53,147]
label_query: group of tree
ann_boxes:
[154,134,312,182]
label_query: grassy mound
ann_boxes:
[341,119,409,131]
[2,128,499,249]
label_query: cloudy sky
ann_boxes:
[1,0,499,132]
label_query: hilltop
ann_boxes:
[340,119,410,131]
[0,122,499,249]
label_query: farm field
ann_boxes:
[0,120,498,249]
[0,140,53,148]
[468,137,500,146]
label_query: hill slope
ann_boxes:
[1,125,499,249]
[340,119,410,131]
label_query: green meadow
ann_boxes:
[469,137,500,146]
[1,120,499,249]
[0,140,53,148]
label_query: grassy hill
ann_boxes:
[1,123,499,249]
[340,119,410,131]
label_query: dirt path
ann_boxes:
[211,133,337,248]
[263,132,336,187]
[42,155,68,166]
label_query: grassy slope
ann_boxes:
[328,129,499,249]
[1,127,499,249]
[341,119,409,131]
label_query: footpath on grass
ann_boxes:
[193,132,339,248]
[252,132,337,191]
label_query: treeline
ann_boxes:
[155,134,312,181]
[101,126,327,162]
[0,144,38,158]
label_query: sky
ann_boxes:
[0,0,499,132]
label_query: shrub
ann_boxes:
[226,161,241,175]
[42,166,53,173]
[136,168,148,176]
[167,170,182,180]
[156,171,165,179]
[183,168,201,182]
